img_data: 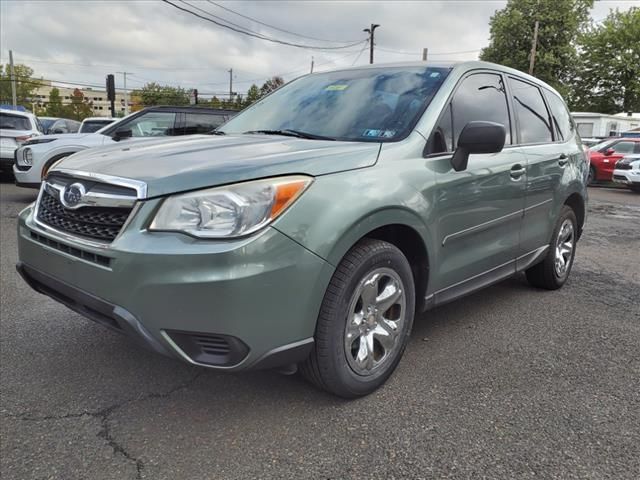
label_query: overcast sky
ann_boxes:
[1,0,637,97]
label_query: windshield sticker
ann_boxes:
[362,129,396,138]
[325,84,349,91]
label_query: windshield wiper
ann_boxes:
[243,129,335,141]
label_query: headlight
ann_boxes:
[22,148,33,166]
[149,175,313,238]
[23,138,56,146]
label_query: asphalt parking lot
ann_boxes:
[1,181,639,480]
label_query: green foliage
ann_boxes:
[570,7,640,113]
[480,0,593,95]
[132,82,190,107]
[45,88,64,117]
[62,88,94,121]
[0,63,38,107]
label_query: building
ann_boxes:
[31,80,132,117]
[571,112,640,139]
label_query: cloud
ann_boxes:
[0,0,634,97]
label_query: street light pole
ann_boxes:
[117,72,133,115]
[363,24,380,64]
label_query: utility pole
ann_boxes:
[228,68,233,100]
[363,24,380,64]
[529,20,539,75]
[117,72,133,115]
[422,48,428,62]
[9,50,17,109]
[310,56,314,74]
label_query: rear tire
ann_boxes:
[630,185,640,193]
[299,239,415,398]
[526,205,577,290]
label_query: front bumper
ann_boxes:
[17,204,333,371]
[612,170,640,186]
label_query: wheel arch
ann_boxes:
[563,191,585,239]
[41,149,84,179]
[324,209,434,313]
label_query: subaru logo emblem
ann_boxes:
[60,182,86,209]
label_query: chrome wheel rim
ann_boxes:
[554,219,574,278]
[344,267,406,376]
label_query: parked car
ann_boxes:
[79,117,117,133]
[587,137,640,183]
[580,137,605,148]
[13,106,237,188]
[0,109,43,174]
[16,61,588,397]
[613,154,640,192]
[47,118,81,134]
[38,116,61,134]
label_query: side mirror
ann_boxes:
[113,128,132,141]
[451,121,506,172]
[604,148,615,156]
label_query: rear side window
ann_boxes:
[184,113,226,134]
[509,78,553,144]
[0,113,30,130]
[544,90,573,141]
[451,73,512,148]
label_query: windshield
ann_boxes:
[39,118,57,131]
[219,66,451,142]
[0,112,30,130]
[589,139,615,152]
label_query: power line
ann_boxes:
[162,0,367,51]
[375,47,481,56]
[205,0,359,44]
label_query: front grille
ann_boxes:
[613,174,628,181]
[37,189,132,242]
[616,163,632,170]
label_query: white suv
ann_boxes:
[0,109,43,174]
[13,106,235,188]
[613,154,640,193]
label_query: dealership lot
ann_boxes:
[1,182,639,479]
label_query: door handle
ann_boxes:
[510,164,526,179]
[558,153,569,167]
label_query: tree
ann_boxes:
[480,0,593,96]
[0,63,38,107]
[45,88,64,117]
[63,89,93,121]
[243,84,262,107]
[260,76,284,96]
[133,82,190,106]
[570,8,640,113]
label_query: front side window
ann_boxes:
[219,66,450,142]
[610,141,636,154]
[121,111,177,137]
[544,90,573,141]
[509,77,553,144]
[451,73,512,149]
[184,113,226,134]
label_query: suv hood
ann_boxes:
[54,134,381,198]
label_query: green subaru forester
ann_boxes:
[17,61,587,397]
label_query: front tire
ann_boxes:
[587,166,596,185]
[526,205,577,290]
[300,239,415,398]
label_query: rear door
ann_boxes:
[509,78,571,259]
[431,71,526,297]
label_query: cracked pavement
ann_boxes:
[1,182,639,479]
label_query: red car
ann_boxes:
[587,137,640,183]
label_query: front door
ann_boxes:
[427,71,526,299]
